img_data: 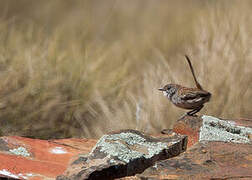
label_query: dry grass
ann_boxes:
[0,0,251,139]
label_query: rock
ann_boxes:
[139,141,252,179]
[172,115,202,147]
[139,115,252,179]
[57,129,187,180]
[173,115,252,147]
[199,115,252,144]
[0,115,251,180]
[0,136,96,180]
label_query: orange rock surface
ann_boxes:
[0,136,96,179]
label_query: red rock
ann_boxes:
[173,115,252,147]
[139,141,252,179]
[0,136,96,179]
[0,115,251,180]
[172,115,202,147]
[139,115,252,179]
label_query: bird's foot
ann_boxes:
[179,112,198,120]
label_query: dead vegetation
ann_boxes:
[0,0,251,138]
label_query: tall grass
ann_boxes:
[0,0,251,138]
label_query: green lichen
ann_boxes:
[200,115,252,144]
[9,147,30,157]
[91,132,167,163]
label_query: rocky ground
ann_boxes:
[0,115,251,180]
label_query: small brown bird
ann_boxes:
[158,55,211,116]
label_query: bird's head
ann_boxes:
[158,84,177,98]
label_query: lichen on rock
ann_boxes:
[90,131,168,163]
[200,115,252,144]
[9,147,30,157]
[57,129,187,180]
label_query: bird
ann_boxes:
[158,55,211,116]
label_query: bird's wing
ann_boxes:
[180,89,210,100]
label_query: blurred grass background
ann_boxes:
[0,0,251,139]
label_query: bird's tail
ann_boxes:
[185,55,203,90]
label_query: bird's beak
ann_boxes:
[158,88,164,91]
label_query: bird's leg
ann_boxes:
[161,129,173,134]
[187,105,204,116]
[179,113,188,119]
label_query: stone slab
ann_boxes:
[139,141,252,179]
[57,129,187,180]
